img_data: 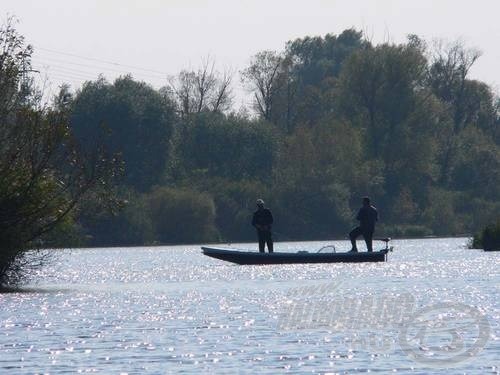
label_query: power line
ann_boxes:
[35,46,170,76]
[32,55,168,80]
[39,72,89,82]
[35,70,165,90]
[33,63,100,79]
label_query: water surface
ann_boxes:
[0,238,498,374]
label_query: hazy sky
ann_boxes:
[3,0,500,106]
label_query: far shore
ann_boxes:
[39,235,473,251]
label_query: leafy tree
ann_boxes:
[426,41,487,183]
[336,41,428,158]
[70,75,176,191]
[281,29,366,129]
[171,112,279,182]
[271,120,361,237]
[0,19,120,287]
[422,188,464,235]
[242,30,366,132]
[241,50,285,121]
[451,126,500,198]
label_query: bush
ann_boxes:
[78,193,155,247]
[145,187,219,244]
[471,220,500,250]
[207,179,267,242]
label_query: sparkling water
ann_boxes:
[0,238,498,374]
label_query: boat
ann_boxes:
[201,239,392,265]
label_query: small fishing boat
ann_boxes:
[201,239,392,265]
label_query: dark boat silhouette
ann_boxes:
[202,239,392,265]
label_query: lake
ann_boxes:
[0,238,498,374]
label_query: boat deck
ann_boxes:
[201,246,389,265]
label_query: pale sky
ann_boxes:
[3,0,500,107]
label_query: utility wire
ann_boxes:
[33,63,100,79]
[39,72,90,82]
[32,56,168,80]
[36,46,170,76]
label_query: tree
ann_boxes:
[171,112,279,182]
[451,126,500,198]
[70,75,176,191]
[241,50,284,121]
[0,19,120,287]
[242,30,366,132]
[427,40,484,183]
[271,120,363,237]
[168,57,233,116]
[337,41,429,157]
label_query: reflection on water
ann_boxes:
[0,238,498,373]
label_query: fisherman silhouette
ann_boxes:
[349,197,378,252]
[252,199,274,253]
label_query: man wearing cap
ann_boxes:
[252,199,274,253]
[349,197,378,252]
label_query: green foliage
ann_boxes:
[4,23,499,261]
[70,75,176,191]
[66,29,498,246]
[471,220,500,250]
[77,188,154,246]
[172,112,279,181]
[286,29,366,85]
[202,178,267,242]
[422,188,470,235]
[145,187,218,244]
[451,126,500,197]
[0,19,120,286]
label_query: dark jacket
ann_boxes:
[252,208,273,231]
[356,205,378,231]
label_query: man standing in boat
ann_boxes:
[252,199,274,253]
[349,197,378,252]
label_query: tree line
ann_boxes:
[1,21,499,285]
[53,29,500,245]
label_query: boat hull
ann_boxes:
[201,246,388,265]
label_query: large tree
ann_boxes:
[70,75,177,191]
[0,19,120,287]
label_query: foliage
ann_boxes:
[66,29,499,246]
[144,186,218,244]
[471,220,500,250]
[0,19,120,287]
[200,178,269,242]
[4,21,499,260]
[70,75,176,191]
[171,112,279,182]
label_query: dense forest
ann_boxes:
[2,23,500,257]
[57,30,500,245]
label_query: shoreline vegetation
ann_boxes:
[39,234,474,251]
[470,221,500,251]
[1,18,499,286]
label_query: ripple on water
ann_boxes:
[0,238,498,374]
